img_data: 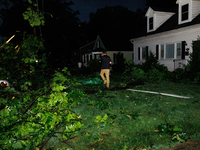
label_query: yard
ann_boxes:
[44,74,200,150]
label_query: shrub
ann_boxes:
[187,38,200,83]
[146,68,166,83]
[142,52,168,73]
[171,68,189,83]
[88,59,101,72]
[141,52,158,72]
[112,52,126,73]
[124,67,146,82]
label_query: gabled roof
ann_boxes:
[79,35,106,53]
[132,6,200,39]
[93,35,106,51]
[145,7,176,17]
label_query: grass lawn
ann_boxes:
[45,76,200,150]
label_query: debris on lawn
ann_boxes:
[127,89,191,99]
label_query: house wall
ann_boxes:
[106,51,133,64]
[132,24,200,71]
[192,0,200,19]
[155,13,175,31]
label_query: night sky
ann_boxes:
[70,0,147,22]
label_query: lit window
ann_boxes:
[181,4,189,21]
[166,44,174,58]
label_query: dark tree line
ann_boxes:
[0,0,178,70]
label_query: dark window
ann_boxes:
[142,47,146,60]
[166,44,174,58]
[149,17,153,30]
[113,53,116,63]
[177,43,182,59]
[181,4,189,21]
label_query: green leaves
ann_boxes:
[28,0,32,4]
[12,141,23,149]
[0,64,84,149]
[22,0,45,27]
[0,1,84,148]
[23,9,45,27]
[173,125,183,132]
[94,114,108,123]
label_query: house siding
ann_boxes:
[106,51,133,64]
[132,25,200,71]
[192,0,200,20]
[155,13,175,30]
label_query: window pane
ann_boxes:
[161,45,164,59]
[177,43,181,59]
[182,4,188,12]
[166,44,174,58]
[149,17,153,30]
[142,47,146,59]
[181,4,189,21]
[182,12,188,21]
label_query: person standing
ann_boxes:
[99,51,112,88]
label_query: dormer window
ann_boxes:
[181,4,189,21]
[149,17,153,30]
[177,0,192,24]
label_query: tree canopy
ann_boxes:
[0,0,86,69]
[0,1,84,149]
[86,5,146,51]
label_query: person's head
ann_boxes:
[102,51,106,56]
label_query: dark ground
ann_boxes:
[156,139,200,150]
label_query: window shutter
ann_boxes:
[146,46,148,60]
[181,41,186,59]
[156,45,159,60]
[138,47,140,60]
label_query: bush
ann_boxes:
[0,36,84,150]
[141,52,168,73]
[146,68,166,83]
[88,59,101,72]
[171,68,189,83]
[124,67,146,82]
[112,52,126,73]
[187,38,200,83]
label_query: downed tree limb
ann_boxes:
[85,139,104,150]
[127,89,191,99]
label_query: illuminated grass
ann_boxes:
[46,81,200,150]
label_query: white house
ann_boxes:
[130,0,200,71]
